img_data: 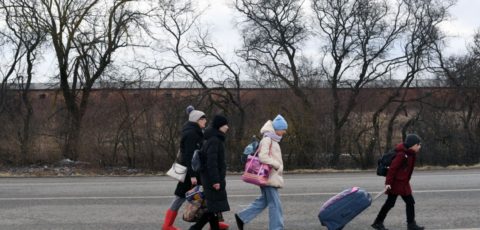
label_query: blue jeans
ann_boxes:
[237,186,284,230]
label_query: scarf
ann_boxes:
[264,131,282,142]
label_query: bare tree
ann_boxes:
[0,26,24,162]
[154,0,252,166]
[234,0,311,108]
[433,29,480,164]
[234,0,329,169]
[6,0,148,160]
[0,3,25,113]
[192,33,250,142]
[312,0,422,167]
[357,0,452,168]
[0,0,46,163]
[0,3,25,162]
[472,29,480,59]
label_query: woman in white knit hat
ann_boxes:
[162,106,207,230]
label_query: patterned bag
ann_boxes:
[182,200,206,222]
[183,186,206,222]
[241,141,272,186]
[185,185,205,202]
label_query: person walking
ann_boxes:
[189,115,231,230]
[162,106,207,230]
[235,114,288,230]
[371,134,425,230]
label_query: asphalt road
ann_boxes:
[1,169,480,230]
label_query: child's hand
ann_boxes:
[385,185,391,190]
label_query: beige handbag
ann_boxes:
[166,150,187,182]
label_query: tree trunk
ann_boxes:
[20,91,33,164]
[63,114,82,160]
[330,125,342,167]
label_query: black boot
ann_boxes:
[371,222,388,230]
[407,221,424,230]
[234,213,244,230]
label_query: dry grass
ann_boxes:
[0,166,164,177]
[418,164,480,171]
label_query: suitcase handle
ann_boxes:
[373,188,387,201]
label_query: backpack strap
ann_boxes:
[402,154,408,169]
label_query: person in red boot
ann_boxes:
[211,213,229,230]
[218,218,229,229]
[189,115,231,230]
[218,220,229,229]
[163,106,207,230]
[371,133,425,230]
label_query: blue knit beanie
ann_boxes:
[272,114,288,130]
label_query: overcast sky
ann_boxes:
[29,0,480,82]
[440,0,480,54]
[200,0,480,56]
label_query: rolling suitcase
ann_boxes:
[318,187,383,230]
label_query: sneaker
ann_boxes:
[234,214,244,230]
[371,222,388,230]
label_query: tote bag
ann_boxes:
[241,141,272,186]
[183,186,206,222]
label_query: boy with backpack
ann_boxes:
[372,134,425,230]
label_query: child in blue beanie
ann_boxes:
[272,114,288,130]
[235,114,288,230]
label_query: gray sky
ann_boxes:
[201,0,480,56]
[24,0,480,82]
[440,0,480,55]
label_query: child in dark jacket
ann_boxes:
[371,134,424,230]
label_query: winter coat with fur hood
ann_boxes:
[258,120,285,188]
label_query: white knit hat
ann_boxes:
[189,110,206,122]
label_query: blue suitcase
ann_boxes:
[318,187,373,230]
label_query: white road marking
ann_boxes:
[1,171,479,186]
[1,188,479,201]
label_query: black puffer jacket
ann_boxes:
[174,122,203,198]
[199,127,230,213]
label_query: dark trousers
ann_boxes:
[374,194,416,224]
[189,212,219,230]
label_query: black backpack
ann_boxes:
[191,149,202,172]
[376,149,397,176]
[191,142,203,172]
